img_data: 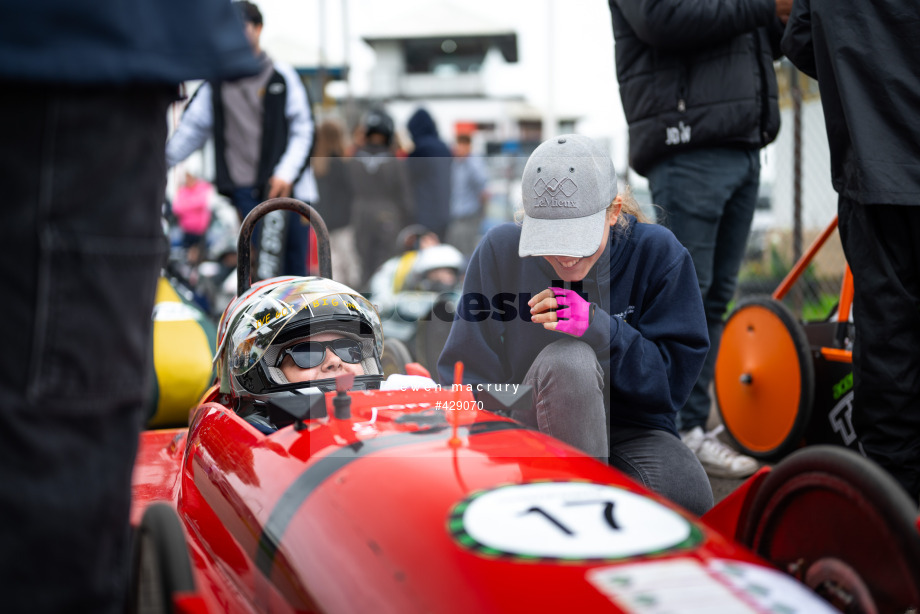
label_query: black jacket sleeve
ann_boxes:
[611,0,776,51]
[780,0,818,79]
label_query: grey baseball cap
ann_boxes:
[518,134,617,258]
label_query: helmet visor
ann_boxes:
[227,278,381,376]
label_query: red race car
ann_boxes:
[130,199,920,614]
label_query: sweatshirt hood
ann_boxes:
[408,108,438,139]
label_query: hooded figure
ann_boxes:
[407,108,453,240]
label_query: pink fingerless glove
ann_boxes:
[551,287,592,337]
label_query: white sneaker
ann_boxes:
[680,425,706,453]
[680,425,759,479]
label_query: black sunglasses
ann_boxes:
[276,339,364,369]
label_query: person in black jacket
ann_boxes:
[407,108,453,241]
[783,1,920,504]
[609,0,791,479]
[0,0,258,611]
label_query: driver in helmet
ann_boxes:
[216,277,384,432]
[408,243,465,294]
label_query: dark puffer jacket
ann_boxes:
[609,0,784,176]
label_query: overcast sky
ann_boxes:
[253,0,628,158]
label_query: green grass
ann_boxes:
[801,293,840,322]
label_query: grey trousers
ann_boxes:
[513,338,714,516]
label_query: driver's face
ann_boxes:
[279,332,364,383]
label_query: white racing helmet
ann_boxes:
[409,244,465,292]
[215,277,383,413]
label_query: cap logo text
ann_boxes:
[533,177,578,208]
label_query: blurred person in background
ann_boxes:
[351,107,414,288]
[166,0,317,279]
[369,224,443,311]
[0,0,259,611]
[446,133,489,260]
[407,107,452,241]
[408,243,465,294]
[313,119,359,288]
[783,0,920,504]
[609,0,791,479]
[171,170,213,266]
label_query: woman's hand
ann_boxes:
[529,287,592,337]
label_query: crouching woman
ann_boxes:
[438,135,713,515]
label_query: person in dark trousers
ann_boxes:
[439,135,713,516]
[0,0,259,611]
[783,1,920,504]
[167,1,317,279]
[407,108,453,241]
[608,0,791,479]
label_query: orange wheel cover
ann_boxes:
[715,305,804,454]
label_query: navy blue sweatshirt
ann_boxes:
[437,216,708,436]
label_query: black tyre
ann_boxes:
[380,337,413,377]
[129,503,196,614]
[739,445,920,613]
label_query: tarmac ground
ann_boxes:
[705,399,767,505]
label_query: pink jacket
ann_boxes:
[172,181,212,234]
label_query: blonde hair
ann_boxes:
[612,183,651,230]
